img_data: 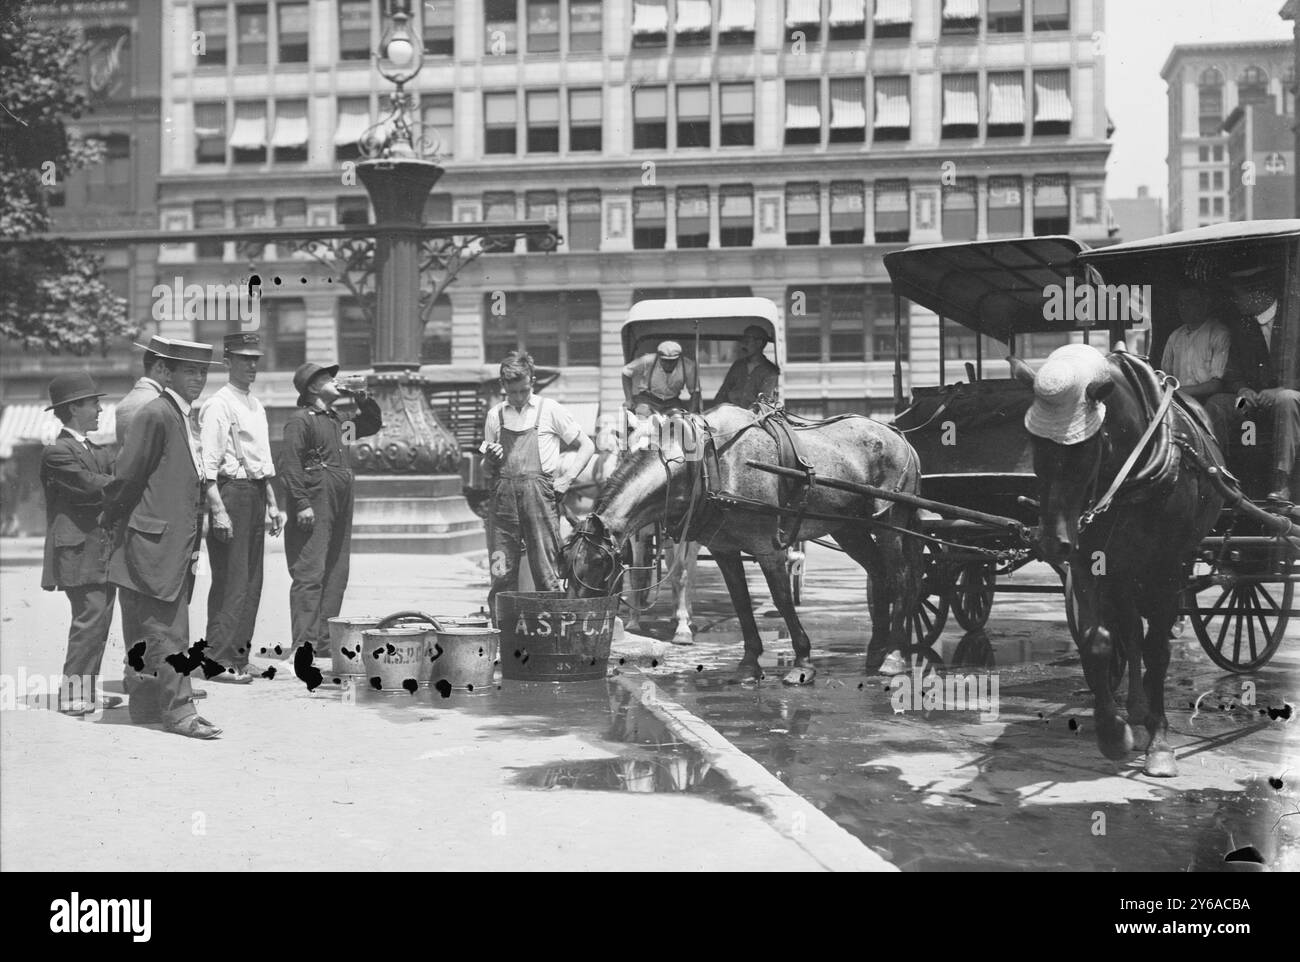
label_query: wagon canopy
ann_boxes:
[621,297,780,362]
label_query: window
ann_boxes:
[272,100,308,163]
[234,198,264,230]
[987,72,1026,137]
[1033,175,1069,234]
[338,0,370,60]
[677,0,712,45]
[1212,197,1224,217]
[569,89,602,151]
[485,0,518,54]
[873,0,911,39]
[567,189,601,250]
[942,178,977,241]
[421,294,452,364]
[195,102,226,164]
[719,186,753,247]
[335,98,369,161]
[526,191,558,251]
[987,176,1023,238]
[720,82,754,145]
[1198,146,1210,162]
[1198,197,1211,217]
[1032,70,1072,136]
[424,192,452,224]
[828,286,867,361]
[275,197,306,226]
[785,80,821,146]
[484,292,518,362]
[786,286,822,362]
[484,92,517,154]
[632,0,669,47]
[1238,66,1270,106]
[942,74,979,139]
[942,0,980,35]
[677,85,710,148]
[527,0,560,52]
[277,3,308,62]
[526,90,559,152]
[1198,68,1224,136]
[786,285,899,362]
[828,0,866,42]
[1213,145,1224,161]
[194,201,225,259]
[423,1,454,56]
[337,195,370,225]
[569,0,603,51]
[263,298,307,370]
[236,4,268,65]
[230,102,267,164]
[1198,172,1209,191]
[481,291,601,366]
[829,78,865,143]
[830,181,864,243]
[482,191,518,252]
[421,94,453,157]
[719,0,756,45]
[1032,0,1068,31]
[337,296,372,368]
[1212,170,1224,190]
[634,86,667,149]
[874,180,910,242]
[873,76,910,142]
[676,187,710,248]
[786,0,821,44]
[195,6,228,66]
[870,287,906,361]
[988,0,1024,33]
[633,188,667,249]
[786,184,820,245]
[85,133,131,207]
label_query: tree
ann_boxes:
[0,2,134,353]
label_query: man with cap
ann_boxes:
[102,339,225,738]
[712,325,780,409]
[621,341,701,417]
[198,332,284,683]
[280,361,382,660]
[39,372,123,715]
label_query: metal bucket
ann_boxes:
[362,612,439,692]
[496,591,619,682]
[428,625,499,691]
[327,615,385,676]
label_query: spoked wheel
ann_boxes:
[1191,575,1294,673]
[908,544,951,651]
[953,561,997,631]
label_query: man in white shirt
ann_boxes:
[199,332,284,683]
[621,341,700,417]
[1160,286,1233,445]
[481,351,595,619]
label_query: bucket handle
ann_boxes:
[375,610,444,632]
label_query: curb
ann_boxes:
[612,670,897,873]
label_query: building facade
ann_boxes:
[1224,102,1296,221]
[1162,39,1294,233]
[1107,185,1164,241]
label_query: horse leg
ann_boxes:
[753,552,816,686]
[1138,592,1178,778]
[669,541,698,646]
[625,528,649,633]
[883,514,924,670]
[714,551,763,681]
[1118,584,1149,747]
[830,527,904,674]
[1072,569,1133,761]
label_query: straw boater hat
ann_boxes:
[1023,344,1111,445]
[132,335,223,365]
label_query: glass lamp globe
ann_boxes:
[385,36,415,67]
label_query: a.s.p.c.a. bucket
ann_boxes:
[495,591,619,682]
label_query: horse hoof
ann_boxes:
[781,665,816,686]
[874,651,907,676]
[734,660,762,683]
[1097,719,1135,761]
[670,630,694,647]
[1144,749,1178,778]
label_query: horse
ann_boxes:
[1010,344,1224,777]
[564,404,923,684]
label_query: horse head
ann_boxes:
[562,514,623,598]
[1010,347,1115,564]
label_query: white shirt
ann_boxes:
[62,427,89,446]
[165,388,204,478]
[199,383,275,481]
[1255,302,1277,350]
[480,394,582,475]
[1161,321,1231,388]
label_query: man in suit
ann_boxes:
[712,325,780,409]
[102,339,224,739]
[39,373,123,716]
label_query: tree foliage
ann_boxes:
[0,2,134,353]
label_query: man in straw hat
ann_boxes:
[280,361,382,661]
[198,332,284,683]
[621,340,700,417]
[712,324,780,409]
[102,338,225,739]
[39,372,123,716]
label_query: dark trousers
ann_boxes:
[1206,389,1300,478]
[487,474,562,621]
[61,583,115,701]
[205,479,266,667]
[285,474,353,652]
[119,585,198,725]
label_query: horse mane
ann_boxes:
[593,448,661,512]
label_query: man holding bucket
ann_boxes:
[481,351,594,622]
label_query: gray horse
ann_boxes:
[564,405,923,684]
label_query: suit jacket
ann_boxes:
[40,430,115,590]
[103,394,204,603]
[115,376,164,444]
[1221,313,1279,395]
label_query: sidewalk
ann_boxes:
[0,541,891,872]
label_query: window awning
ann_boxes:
[874,77,910,128]
[677,190,710,218]
[874,0,912,24]
[941,74,978,126]
[943,0,979,18]
[528,91,560,123]
[987,73,1025,124]
[786,0,821,27]
[1034,71,1073,123]
[676,0,711,32]
[632,0,669,33]
[334,100,370,145]
[719,0,756,31]
[785,83,821,129]
[0,404,117,459]
[228,107,266,149]
[830,80,866,128]
[272,102,308,148]
[828,0,865,25]
[570,89,602,122]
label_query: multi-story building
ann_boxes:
[1161,40,1293,232]
[1224,100,1295,221]
[1107,185,1164,241]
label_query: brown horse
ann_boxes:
[564,405,923,684]
[1011,345,1224,776]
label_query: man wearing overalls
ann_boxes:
[621,340,700,417]
[482,352,594,621]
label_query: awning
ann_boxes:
[1034,71,1073,123]
[786,0,821,26]
[988,73,1025,125]
[0,404,117,459]
[718,0,756,31]
[632,0,669,34]
[676,0,711,32]
[830,80,866,128]
[874,76,910,128]
[334,100,370,145]
[874,0,912,24]
[527,90,560,123]
[785,82,821,129]
[942,74,978,126]
[271,102,307,148]
[943,0,979,18]
[228,107,266,150]
[829,0,865,25]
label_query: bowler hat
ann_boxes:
[45,372,107,411]
[223,331,264,357]
[293,361,340,399]
[132,336,222,365]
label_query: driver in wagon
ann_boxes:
[621,340,700,418]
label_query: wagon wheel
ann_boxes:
[952,561,997,631]
[907,544,951,652]
[1059,564,1126,694]
[1190,547,1295,673]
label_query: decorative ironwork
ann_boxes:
[347,371,462,474]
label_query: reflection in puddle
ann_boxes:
[513,752,760,814]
